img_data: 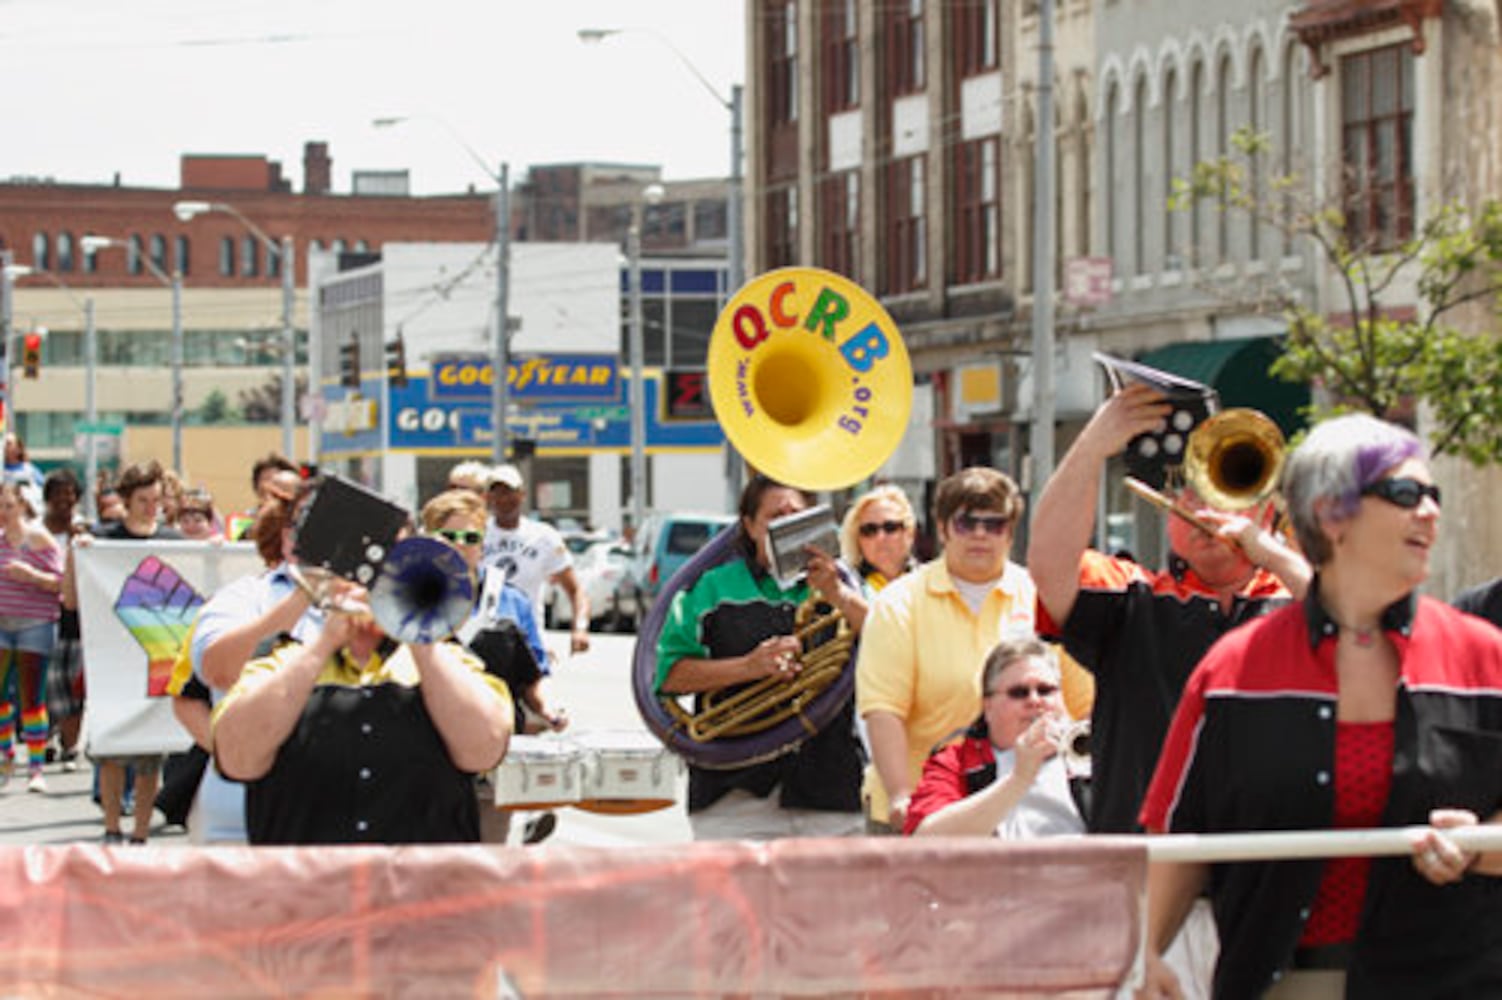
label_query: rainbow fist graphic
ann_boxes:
[114,556,205,698]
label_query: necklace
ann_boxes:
[1340,625,1379,648]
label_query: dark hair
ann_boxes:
[736,474,815,563]
[250,452,298,492]
[933,466,1024,527]
[251,476,319,566]
[115,460,164,502]
[43,467,81,501]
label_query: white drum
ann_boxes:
[575,730,683,815]
[493,735,585,810]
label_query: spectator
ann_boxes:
[41,469,86,772]
[838,484,918,593]
[482,463,590,655]
[0,482,64,793]
[3,433,45,514]
[175,490,220,541]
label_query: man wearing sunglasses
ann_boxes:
[856,467,1051,834]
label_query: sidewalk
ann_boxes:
[0,758,187,847]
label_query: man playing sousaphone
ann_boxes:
[1027,357,1312,997]
[655,475,868,841]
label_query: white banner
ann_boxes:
[78,540,261,757]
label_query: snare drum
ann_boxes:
[575,730,683,815]
[493,735,585,810]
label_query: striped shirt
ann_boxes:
[0,534,62,621]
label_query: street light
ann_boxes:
[171,200,297,460]
[80,236,184,475]
[579,25,746,505]
[2,263,98,513]
[372,115,511,463]
[627,183,666,535]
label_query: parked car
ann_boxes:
[616,511,736,625]
[546,539,634,632]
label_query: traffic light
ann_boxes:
[385,334,408,388]
[339,338,361,389]
[21,332,42,380]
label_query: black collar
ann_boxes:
[1303,575,1416,648]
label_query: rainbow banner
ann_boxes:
[76,540,260,756]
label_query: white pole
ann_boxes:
[1144,825,1502,864]
[84,298,97,518]
[724,83,746,511]
[628,217,647,535]
[492,162,511,464]
[279,236,295,460]
[170,271,183,475]
[1029,0,1058,499]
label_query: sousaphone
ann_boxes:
[632,268,912,768]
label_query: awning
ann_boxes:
[1135,336,1308,438]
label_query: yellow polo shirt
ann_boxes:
[855,558,1089,822]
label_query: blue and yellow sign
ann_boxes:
[430,353,621,404]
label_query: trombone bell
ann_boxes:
[1184,408,1286,511]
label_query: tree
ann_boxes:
[1173,127,1502,464]
[196,389,239,425]
[238,374,308,424]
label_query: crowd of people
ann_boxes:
[5,374,1501,995]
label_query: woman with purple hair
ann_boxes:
[1137,414,1502,999]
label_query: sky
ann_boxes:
[0,0,746,195]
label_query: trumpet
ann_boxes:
[1047,719,1092,778]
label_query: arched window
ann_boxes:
[241,236,259,277]
[1163,68,1178,265]
[1248,46,1264,260]
[1133,75,1148,274]
[57,232,76,273]
[1281,42,1299,255]
[128,235,143,275]
[219,236,236,276]
[31,232,49,270]
[83,237,99,274]
[354,239,370,253]
[150,234,168,274]
[1190,60,1203,264]
[1076,90,1091,257]
[1105,82,1119,267]
[1216,53,1231,261]
[174,236,190,276]
[267,242,281,278]
[332,238,347,256]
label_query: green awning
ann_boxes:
[1136,336,1308,438]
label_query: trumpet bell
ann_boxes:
[1184,408,1286,511]
[368,536,476,644]
[707,267,912,491]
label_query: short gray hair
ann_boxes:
[1281,413,1424,566]
[980,635,1058,695]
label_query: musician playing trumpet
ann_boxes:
[212,578,513,845]
[906,637,1085,838]
[656,475,868,841]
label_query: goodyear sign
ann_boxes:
[430,353,621,404]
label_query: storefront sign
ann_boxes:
[429,353,621,404]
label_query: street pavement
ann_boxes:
[0,629,692,848]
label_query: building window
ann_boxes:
[242,236,259,277]
[768,1,798,124]
[128,235,143,276]
[884,155,926,293]
[952,138,998,284]
[954,0,996,77]
[219,237,235,276]
[149,234,168,275]
[1163,69,1178,264]
[1216,53,1231,261]
[1281,43,1301,255]
[174,235,190,276]
[767,185,798,269]
[83,237,99,274]
[822,0,859,112]
[1341,43,1414,249]
[820,171,860,280]
[268,242,282,278]
[31,232,49,270]
[1076,91,1091,258]
[1104,83,1118,266]
[56,232,76,273]
[1190,60,1203,264]
[1248,47,1263,261]
[1133,75,1148,275]
[886,0,925,95]
[694,200,727,242]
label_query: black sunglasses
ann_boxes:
[988,682,1059,701]
[1361,477,1441,510]
[437,528,485,545]
[952,511,1010,536]
[858,519,906,538]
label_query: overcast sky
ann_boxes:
[0,0,745,194]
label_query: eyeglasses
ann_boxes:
[437,528,485,545]
[1361,477,1441,510]
[987,682,1060,701]
[858,519,906,538]
[951,511,1010,536]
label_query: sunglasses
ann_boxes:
[1361,477,1441,510]
[988,682,1060,701]
[437,528,485,545]
[951,511,1010,536]
[858,519,906,538]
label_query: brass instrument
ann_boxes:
[1058,720,1091,778]
[1184,408,1286,511]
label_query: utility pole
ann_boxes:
[1029,0,1058,498]
[493,162,511,464]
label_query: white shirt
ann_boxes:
[989,748,1086,840]
[481,516,571,625]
